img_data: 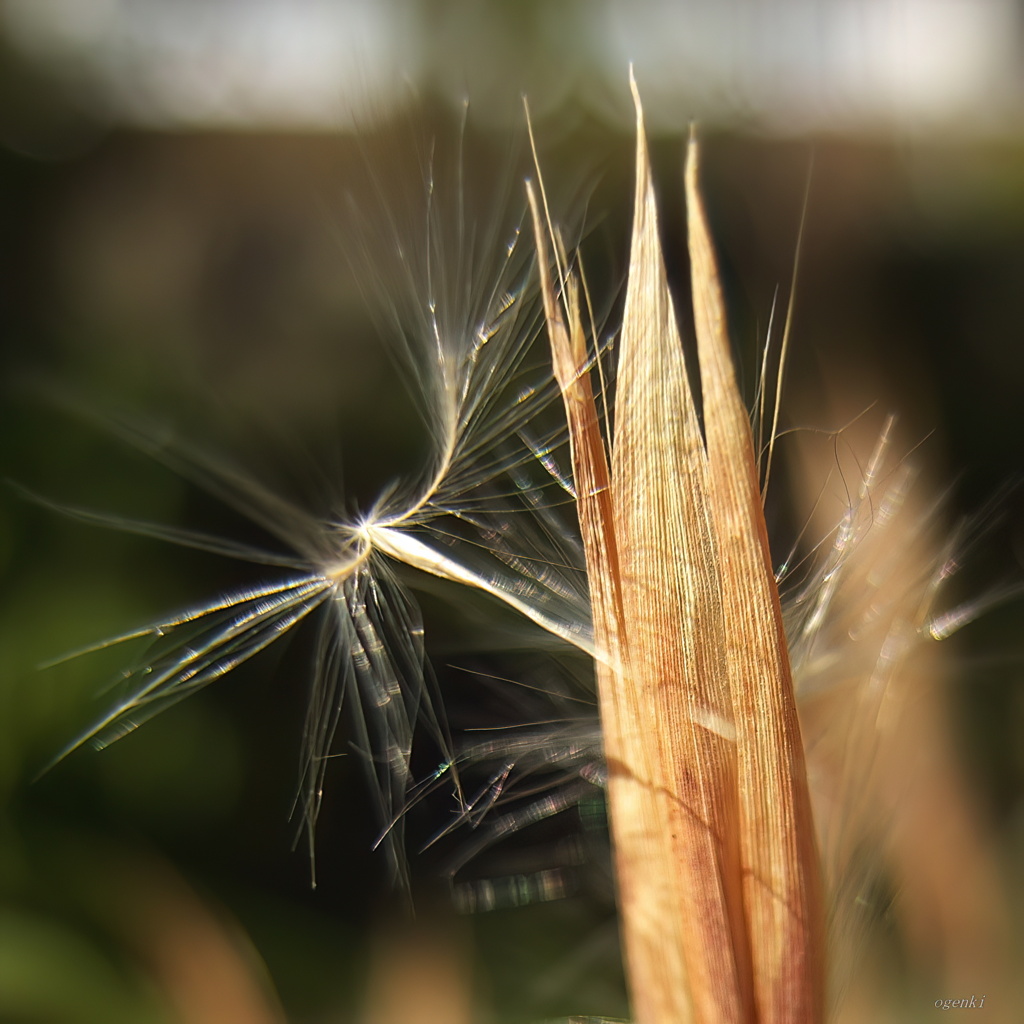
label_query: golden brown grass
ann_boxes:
[528,79,823,1024]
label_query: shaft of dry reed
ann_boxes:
[529,80,824,1024]
[686,135,824,1024]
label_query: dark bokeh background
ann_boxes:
[2,2,1023,1022]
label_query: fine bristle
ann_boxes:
[39,110,594,890]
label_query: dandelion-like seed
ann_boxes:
[43,111,595,892]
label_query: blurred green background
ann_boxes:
[2,2,1024,1022]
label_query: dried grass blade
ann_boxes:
[527,182,677,1020]
[685,133,823,1023]
[605,80,752,1024]
[524,182,619,650]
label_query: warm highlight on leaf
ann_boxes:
[531,81,824,1024]
[527,175,698,1024]
[610,85,752,1024]
[686,135,824,1023]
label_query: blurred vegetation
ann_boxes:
[2,4,1024,1022]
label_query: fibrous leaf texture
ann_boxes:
[530,81,823,1024]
